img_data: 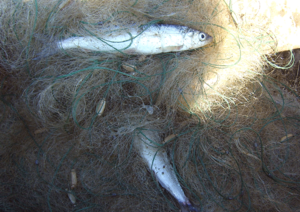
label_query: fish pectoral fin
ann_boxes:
[162,45,184,52]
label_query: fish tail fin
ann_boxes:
[180,202,201,212]
[33,44,59,60]
[33,34,59,60]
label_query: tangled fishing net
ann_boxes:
[0,0,299,211]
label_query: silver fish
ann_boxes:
[134,129,199,212]
[57,24,212,55]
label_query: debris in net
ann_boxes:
[280,134,293,143]
[143,105,154,115]
[71,169,77,189]
[34,128,48,135]
[66,189,76,204]
[58,0,73,11]
[122,63,136,72]
[96,99,106,116]
[163,134,177,143]
[138,55,147,62]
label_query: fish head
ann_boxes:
[187,30,213,49]
[199,32,213,43]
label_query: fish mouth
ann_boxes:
[206,34,213,44]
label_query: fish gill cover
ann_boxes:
[0,0,299,211]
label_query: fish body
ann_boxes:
[134,130,199,212]
[57,24,213,55]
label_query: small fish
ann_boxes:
[134,129,199,212]
[34,24,212,59]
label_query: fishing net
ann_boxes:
[0,0,299,211]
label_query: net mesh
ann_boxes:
[0,0,299,211]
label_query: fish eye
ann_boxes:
[199,33,206,41]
